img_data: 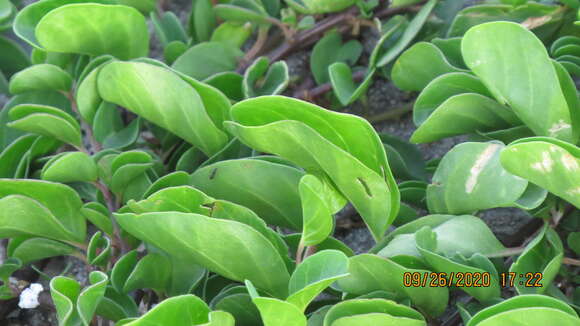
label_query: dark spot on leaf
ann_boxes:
[357,177,372,197]
[209,168,218,180]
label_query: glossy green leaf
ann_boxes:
[323,299,426,326]
[9,237,77,265]
[466,295,579,326]
[172,42,243,80]
[191,158,304,229]
[213,292,261,325]
[0,36,30,78]
[9,64,72,94]
[98,61,228,156]
[500,137,580,208]
[8,104,82,147]
[122,295,210,326]
[225,96,399,241]
[14,0,114,48]
[299,174,344,247]
[375,215,505,259]
[204,72,244,101]
[41,151,98,183]
[246,280,307,326]
[0,258,21,299]
[287,250,349,312]
[214,0,270,25]
[0,179,85,242]
[115,211,291,298]
[87,231,111,267]
[243,57,289,98]
[414,227,501,301]
[462,21,578,143]
[337,254,448,317]
[509,224,563,295]
[95,286,138,322]
[392,42,466,91]
[164,41,188,65]
[51,271,108,326]
[35,3,149,60]
[81,202,114,237]
[427,142,547,214]
[379,133,427,181]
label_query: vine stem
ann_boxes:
[563,257,580,266]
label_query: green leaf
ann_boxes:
[379,133,427,181]
[337,254,448,317]
[510,224,563,295]
[0,258,21,299]
[299,174,345,247]
[115,211,291,298]
[14,0,114,48]
[118,0,156,13]
[224,96,399,241]
[87,231,111,267]
[500,137,580,208]
[462,21,578,143]
[427,142,546,214]
[111,250,172,294]
[246,280,307,326]
[414,227,501,302]
[190,0,217,43]
[51,271,108,326]
[214,0,270,24]
[92,102,123,143]
[329,64,375,106]
[172,42,243,80]
[0,36,30,78]
[243,57,289,98]
[375,215,505,259]
[310,31,363,85]
[41,151,98,183]
[285,0,355,14]
[95,286,138,322]
[9,237,77,265]
[392,42,466,91]
[35,3,149,60]
[151,11,188,47]
[212,291,261,325]
[287,250,349,312]
[9,64,71,94]
[376,0,437,67]
[81,202,114,237]
[0,179,85,242]
[8,104,82,147]
[97,61,228,156]
[568,232,580,255]
[210,21,252,49]
[122,295,210,326]
[164,41,188,65]
[466,294,579,326]
[204,72,244,101]
[191,158,305,229]
[323,299,426,326]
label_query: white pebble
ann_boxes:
[18,283,44,309]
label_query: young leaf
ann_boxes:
[462,21,578,143]
[500,137,580,208]
[41,151,98,183]
[51,271,108,326]
[87,232,111,267]
[329,64,375,106]
[120,295,211,326]
[8,104,82,147]
[285,0,355,14]
[245,280,307,326]
[35,3,149,60]
[310,32,363,85]
[9,64,72,94]
[224,96,399,241]
[509,224,563,295]
[287,250,349,311]
[243,57,289,98]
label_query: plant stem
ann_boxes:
[295,241,306,265]
[485,246,526,258]
[238,26,270,71]
[563,257,580,266]
[65,91,102,153]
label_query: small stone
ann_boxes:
[18,283,44,309]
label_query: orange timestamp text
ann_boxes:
[402,272,544,288]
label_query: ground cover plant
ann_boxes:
[0,0,579,325]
